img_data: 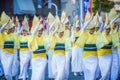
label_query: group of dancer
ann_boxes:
[0,8,120,80]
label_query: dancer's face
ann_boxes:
[22,30,28,36]
[112,23,117,30]
[37,29,43,37]
[105,28,111,35]
[65,23,69,30]
[58,32,64,38]
[89,28,95,34]
[76,27,80,32]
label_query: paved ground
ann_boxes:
[28,64,84,80]
[0,63,120,80]
[0,63,84,80]
[44,65,84,80]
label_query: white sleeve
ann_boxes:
[52,28,58,36]
[0,22,9,32]
[17,22,20,31]
[98,16,103,24]
[18,26,24,34]
[83,18,93,30]
[99,23,105,32]
[49,21,55,31]
[45,25,49,34]
[100,24,108,32]
[110,16,118,24]
[33,24,40,35]
[16,22,20,33]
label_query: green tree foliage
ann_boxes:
[92,0,114,13]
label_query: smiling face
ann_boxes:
[64,22,69,30]
[89,28,95,34]
[112,22,117,30]
[58,31,64,38]
[105,28,111,35]
[37,29,43,37]
[76,27,80,32]
[22,30,28,36]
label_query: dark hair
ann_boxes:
[90,27,95,30]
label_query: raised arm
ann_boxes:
[49,21,55,31]
[17,22,20,31]
[82,18,93,30]
[52,27,58,36]
[18,25,24,35]
[110,16,119,24]
[82,13,94,30]
[0,21,9,32]
[98,15,104,32]
[99,22,105,32]
[33,24,40,35]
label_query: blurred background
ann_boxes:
[0,0,120,27]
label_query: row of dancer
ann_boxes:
[0,8,120,80]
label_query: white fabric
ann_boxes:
[98,54,112,80]
[95,64,101,79]
[118,48,120,74]
[95,51,101,79]
[1,52,14,80]
[12,49,19,77]
[31,57,47,80]
[19,50,31,80]
[47,50,54,78]
[65,50,72,79]
[72,46,83,72]
[52,53,66,80]
[0,22,9,32]
[111,48,119,80]
[83,55,98,80]
[0,48,4,76]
